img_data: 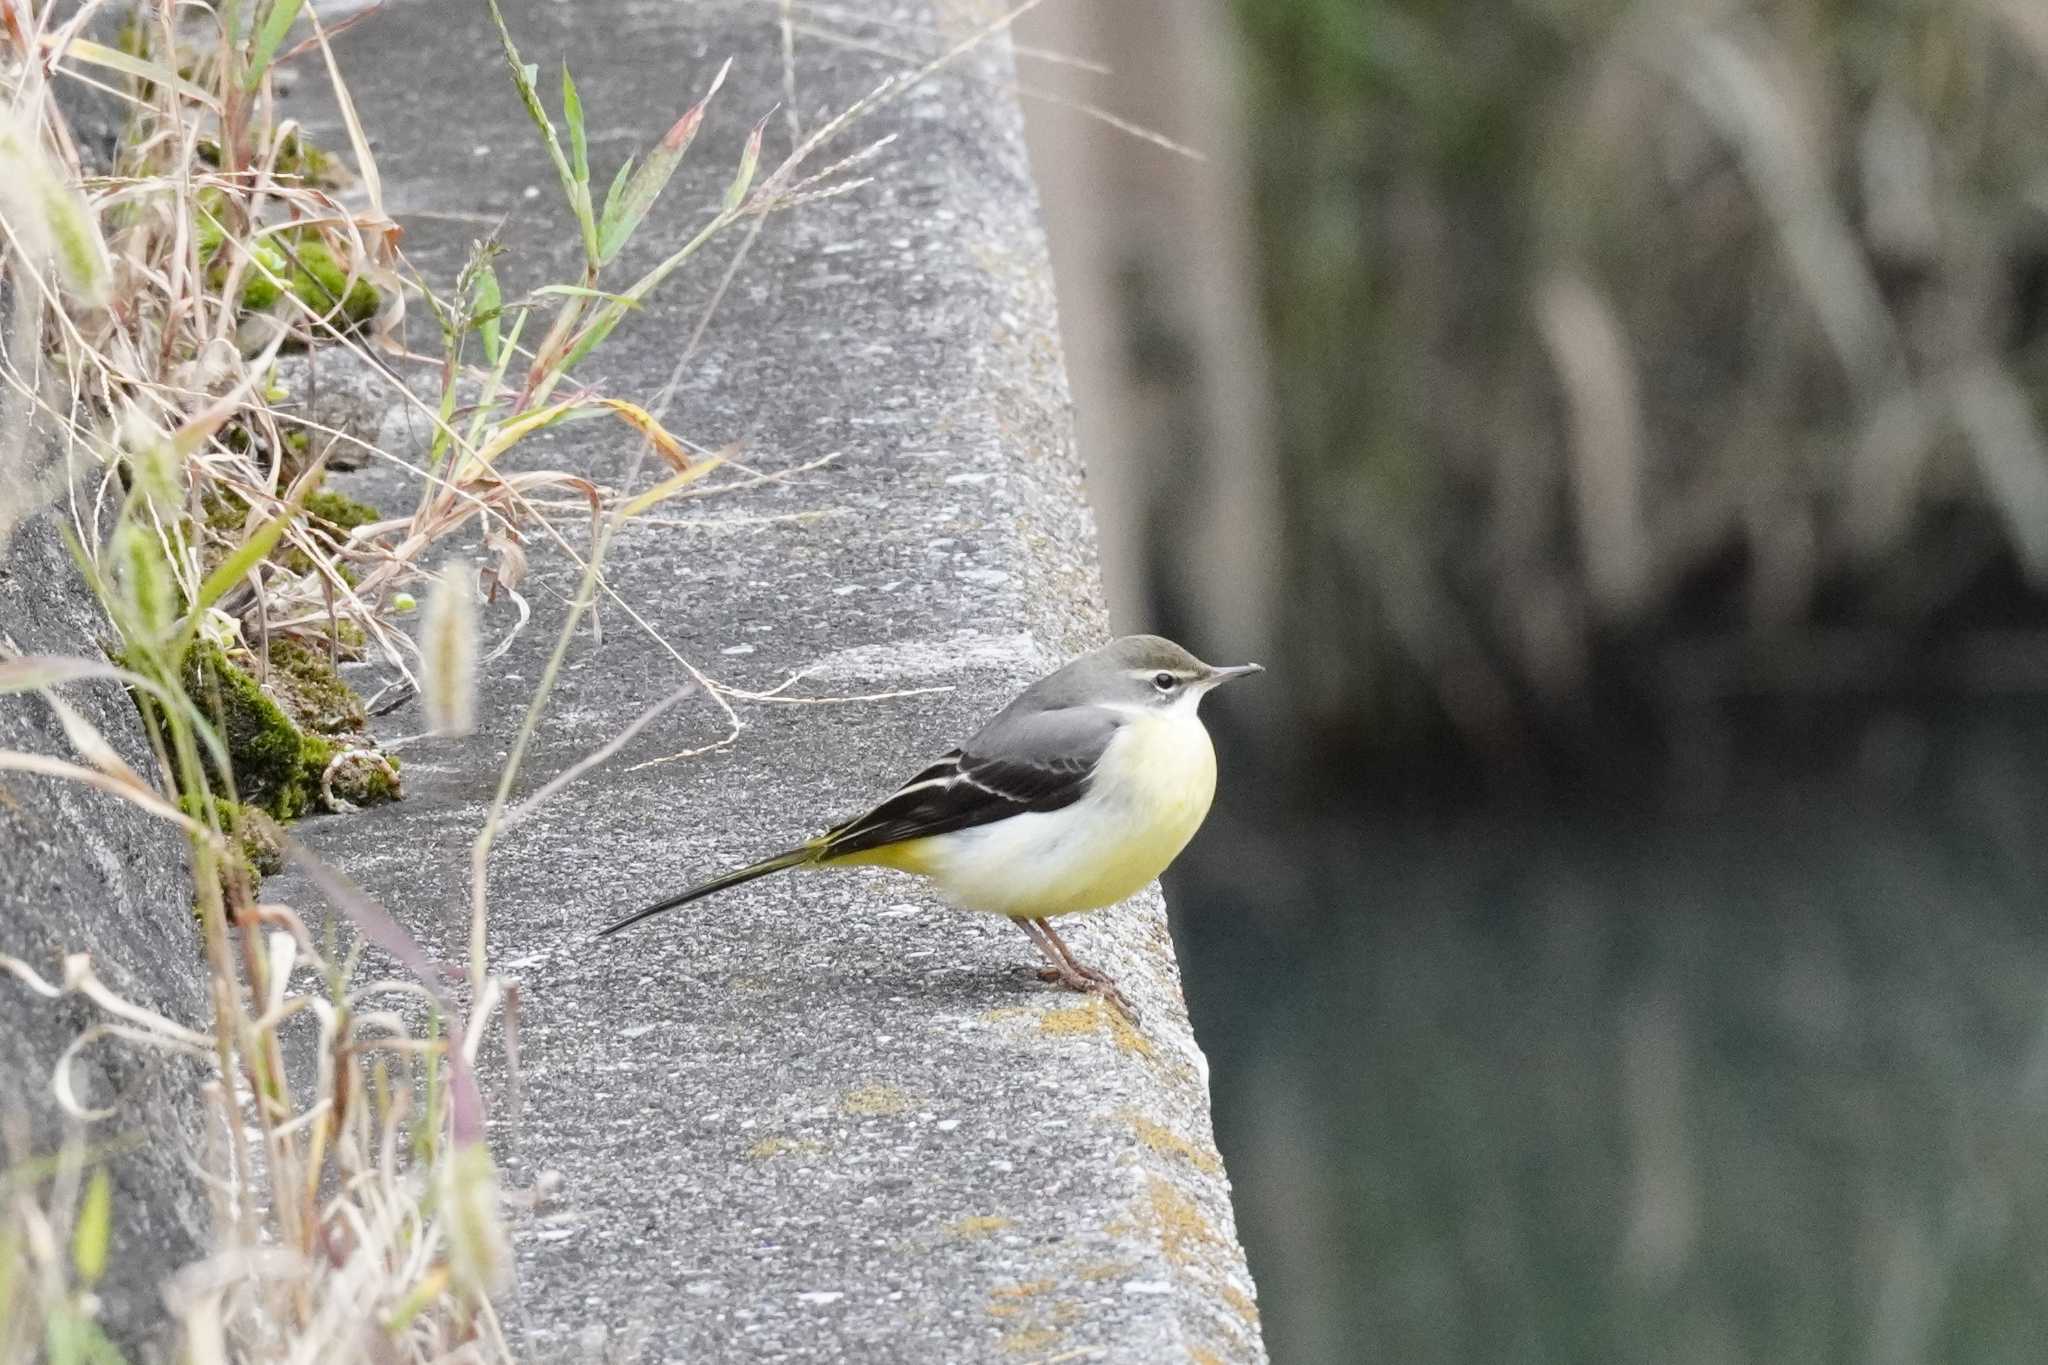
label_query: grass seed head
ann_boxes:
[421,558,480,737]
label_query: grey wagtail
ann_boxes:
[597,635,1261,1016]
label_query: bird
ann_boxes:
[597,634,1262,1018]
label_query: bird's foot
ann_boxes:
[1036,963,1139,1024]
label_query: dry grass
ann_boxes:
[0,1,1066,1358]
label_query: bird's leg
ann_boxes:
[1016,916,1073,982]
[1017,917,1137,1022]
[1034,918,1109,984]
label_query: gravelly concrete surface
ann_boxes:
[0,508,210,1362]
[271,2,1267,1359]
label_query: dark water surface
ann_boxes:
[1173,712,2048,1364]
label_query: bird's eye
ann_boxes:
[1152,671,1177,692]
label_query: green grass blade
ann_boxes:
[176,498,298,652]
[71,1168,111,1286]
[598,56,729,265]
[243,0,307,92]
[483,0,579,217]
[561,62,599,262]
[530,283,641,306]
[598,154,635,243]
[724,112,769,213]
[562,63,589,188]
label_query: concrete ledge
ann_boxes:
[273,1,1266,1359]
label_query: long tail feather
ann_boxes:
[595,845,815,938]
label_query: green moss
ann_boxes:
[304,488,380,536]
[274,486,379,584]
[266,635,366,735]
[180,793,285,880]
[181,640,332,820]
[192,186,232,264]
[204,226,384,331]
[200,486,250,535]
[327,750,402,807]
[273,129,348,190]
[281,238,382,327]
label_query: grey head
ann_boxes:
[1012,634,1264,717]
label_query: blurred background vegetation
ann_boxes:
[1024,0,2048,1361]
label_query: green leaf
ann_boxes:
[598,57,729,265]
[71,1167,111,1285]
[473,264,502,367]
[561,64,589,189]
[174,497,301,654]
[42,1308,127,1365]
[557,309,625,377]
[242,0,307,92]
[483,0,587,249]
[724,112,769,214]
[530,283,641,306]
[597,154,635,247]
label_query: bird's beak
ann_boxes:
[1206,662,1264,685]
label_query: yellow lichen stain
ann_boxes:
[999,1328,1060,1354]
[947,1215,1013,1240]
[1075,1260,1133,1283]
[744,1136,823,1160]
[1036,999,1153,1058]
[1121,1112,1223,1174]
[986,1303,1024,1321]
[1119,1177,1222,1267]
[989,1280,1055,1299]
[1187,1347,1226,1365]
[1218,1282,1261,1325]
[840,1084,913,1116]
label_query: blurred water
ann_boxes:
[1172,707,2048,1365]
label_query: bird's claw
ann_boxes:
[1035,964,1139,1024]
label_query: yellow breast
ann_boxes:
[874,707,1219,918]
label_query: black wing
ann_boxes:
[819,706,1119,860]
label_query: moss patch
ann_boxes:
[304,488,380,538]
[324,748,402,808]
[272,127,349,190]
[174,643,400,819]
[200,218,383,334]
[180,794,284,880]
[180,641,333,820]
[237,233,383,329]
[266,636,365,734]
